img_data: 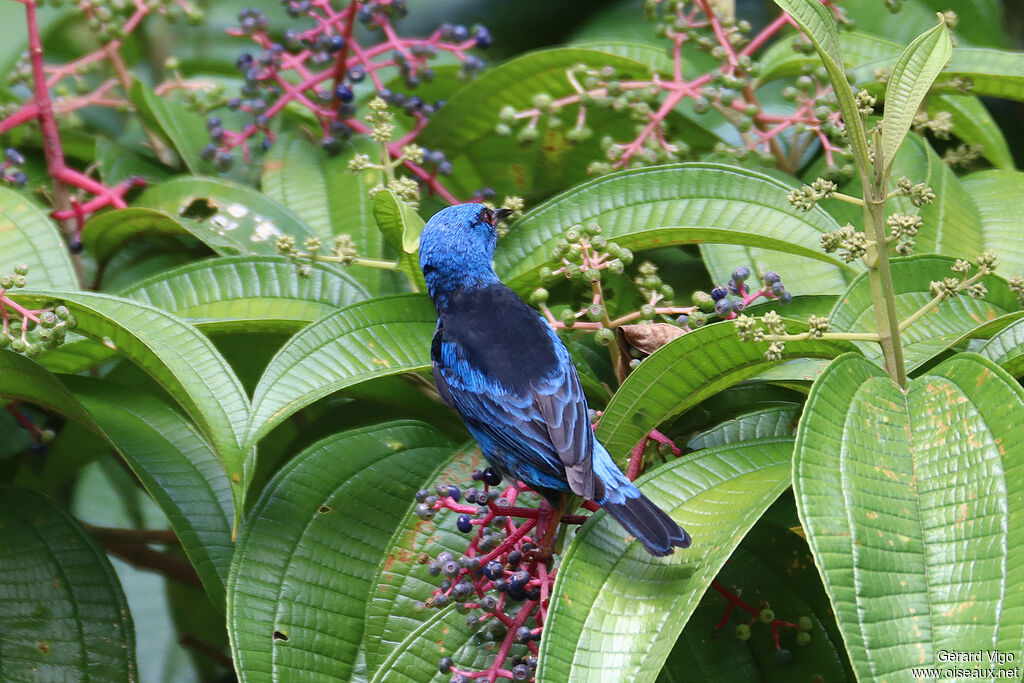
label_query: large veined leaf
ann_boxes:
[362,442,484,678]
[227,421,456,683]
[595,320,854,464]
[961,169,1024,275]
[0,350,101,432]
[979,317,1024,377]
[537,438,793,682]
[793,353,1024,679]
[829,255,1019,372]
[767,0,872,173]
[659,505,853,682]
[245,294,435,447]
[130,176,315,255]
[687,404,800,450]
[9,290,251,522]
[0,186,77,290]
[64,375,234,609]
[940,47,1024,100]
[755,31,900,84]
[119,255,370,333]
[418,47,656,198]
[494,163,855,296]
[0,486,137,681]
[878,15,952,177]
[82,207,226,267]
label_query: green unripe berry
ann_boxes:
[25,342,40,357]
[11,338,26,352]
[691,290,714,312]
[560,309,576,328]
[643,276,661,290]
[531,93,553,110]
[796,631,812,646]
[619,248,634,265]
[0,335,9,348]
[660,284,674,299]
[39,428,56,444]
[759,608,775,624]
[594,327,615,346]
[494,123,512,136]
[14,275,26,288]
[14,263,28,276]
[735,624,752,640]
[39,311,57,328]
[688,310,707,327]
[529,288,549,304]
[499,105,517,123]
[565,226,582,242]
[587,304,604,322]
[584,268,601,283]
[607,258,624,274]
[0,275,11,289]
[517,127,539,144]
[64,313,77,330]
[798,616,813,631]
[640,304,656,320]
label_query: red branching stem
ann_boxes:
[626,438,648,481]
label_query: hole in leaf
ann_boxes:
[181,198,219,222]
[318,505,333,514]
[272,630,289,642]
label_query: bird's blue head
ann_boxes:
[419,203,513,309]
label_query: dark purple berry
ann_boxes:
[764,271,781,285]
[483,561,503,580]
[438,161,454,175]
[438,657,454,674]
[509,570,530,590]
[9,171,28,187]
[732,266,751,281]
[348,66,366,82]
[516,626,532,643]
[4,148,24,164]
[334,84,354,102]
[493,578,508,592]
[731,300,746,313]
[507,550,522,566]
[434,593,449,607]
[415,489,429,502]
[475,26,493,48]
[771,282,786,296]
[456,515,472,533]
[320,136,341,155]
[446,485,461,501]
[200,143,217,161]
[442,560,459,577]
[214,152,233,171]
[428,562,441,576]
[711,285,728,301]
[69,239,83,254]
[714,299,731,316]
[779,291,793,304]
[512,664,530,680]
[727,279,740,295]
[482,467,502,486]
[452,24,469,41]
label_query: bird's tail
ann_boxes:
[602,491,691,556]
[593,443,691,556]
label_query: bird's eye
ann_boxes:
[480,207,494,225]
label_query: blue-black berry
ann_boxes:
[438,657,454,674]
[711,285,729,301]
[732,266,751,281]
[764,271,781,285]
[456,515,472,533]
[482,467,502,486]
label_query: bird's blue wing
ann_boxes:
[431,311,601,500]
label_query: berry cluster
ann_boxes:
[712,581,813,664]
[531,223,791,372]
[1,266,76,357]
[496,0,862,178]
[1,149,28,188]
[195,0,492,203]
[414,468,587,682]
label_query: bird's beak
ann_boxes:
[493,208,514,224]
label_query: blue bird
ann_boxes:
[419,203,691,556]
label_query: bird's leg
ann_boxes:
[530,492,567,560]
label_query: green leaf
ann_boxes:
[82,207,219,267]
[362,442,483,677]
[130,80,208,173]
[0,186,77,290]
[756,31,900,84]
[767,0,871,173]
[660,505,853,682]
[961,169,1024,275]
[246,294,435,447]
[880,15,953,176]
[0,486,137,681]
[10,290,250,522]
[537,439,793,682]
[494,163,854,295]
[829,255,1018,372]
[979,317,1024,377]
[942,47,1024,100]
[133,176,316,254]
[595,320,854,465]
[120,255,370,333]
[687,404,800,450]
[927,94,1014,170]
[0,350,101,433]
[793,353,1024,679]
[374,189,424,254]
[418,47,655,198]
[227,421,456,683]
[64,375,234,609]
